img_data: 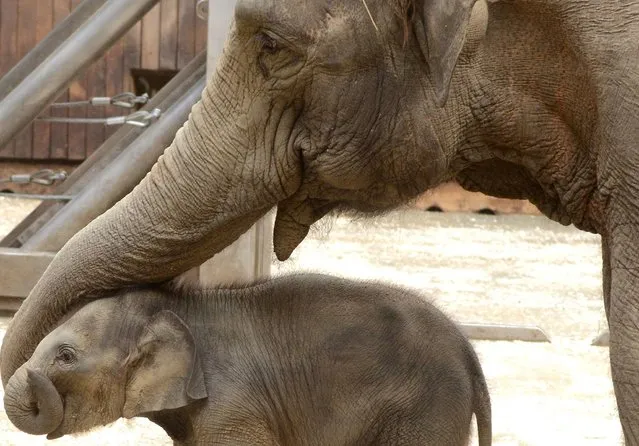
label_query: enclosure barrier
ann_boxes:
[0,78,207,307]
[0,0,160,149]
[23,77,207,251]
[1,51,208,249]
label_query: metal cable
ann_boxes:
[0,169,70,200]
[37,108,162,127]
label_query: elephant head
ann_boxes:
[1,0,479,384]
[3,294,207,438]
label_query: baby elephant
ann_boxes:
[4,273,491,445]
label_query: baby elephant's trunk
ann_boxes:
[3,368,64,435]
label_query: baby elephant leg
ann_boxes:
[367,421,471,446]
[206,419,279,446]
[367,398,474,446]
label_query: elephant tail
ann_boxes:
[470,347,492,446]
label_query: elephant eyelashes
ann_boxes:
[55,346,77,365]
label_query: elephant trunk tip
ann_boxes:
[3,368,64,436]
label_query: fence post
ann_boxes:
[189,0,274,286]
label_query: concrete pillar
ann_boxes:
[188,0,274,286]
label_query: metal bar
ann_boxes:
[460,323,551,342]
[0,0,161,149]
[0,50,207,249]
[0,0,107,103]
[23,76,207,252]
[0,248,55,299]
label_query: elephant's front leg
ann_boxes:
[606,218,639,445]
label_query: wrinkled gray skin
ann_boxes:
[4,274,491,446]
[1,0,639,440]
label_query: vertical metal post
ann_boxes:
[195,0,274,286]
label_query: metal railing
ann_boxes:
[0,0,161,149]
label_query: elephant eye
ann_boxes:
[255,31,280,78]
[255,31,278,54]
[56,346,77,365]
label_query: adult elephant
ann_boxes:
[1,0,638,441]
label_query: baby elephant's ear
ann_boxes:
[122,310,207,418]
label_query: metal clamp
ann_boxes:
[196,0,208,20]
[0,169,68,186]
[105,108,162,128]
[50,92,149,109]
[90,92,149,108]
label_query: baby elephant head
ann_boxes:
[3,296,207,439]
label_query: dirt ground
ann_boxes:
[0,197,620,445]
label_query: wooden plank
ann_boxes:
[460,323,551,343]
[0,0,19,158]
[50,0,72,161]
[67,0,87,161]
[122,18,142,94]
[104,38,124,140]
[141,3,160,69]
[14,0,38,160]
[84,56,106,157]
[32,0,55,160]
[177,0,195,69]
[159,0,178,69]
[0,248,55,298]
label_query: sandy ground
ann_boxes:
[0,197,621,445]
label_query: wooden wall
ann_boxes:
[0,0,207,162]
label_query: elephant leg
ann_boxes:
[606,218,639,445]
[207,419,279,446]
[363,413,471,446]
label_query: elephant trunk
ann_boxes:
[3,368,64,435]
[1,28,302,386]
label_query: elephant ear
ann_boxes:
[122,310,207,418]
[412,0,478,106]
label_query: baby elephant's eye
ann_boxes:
[56,346,77,364]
